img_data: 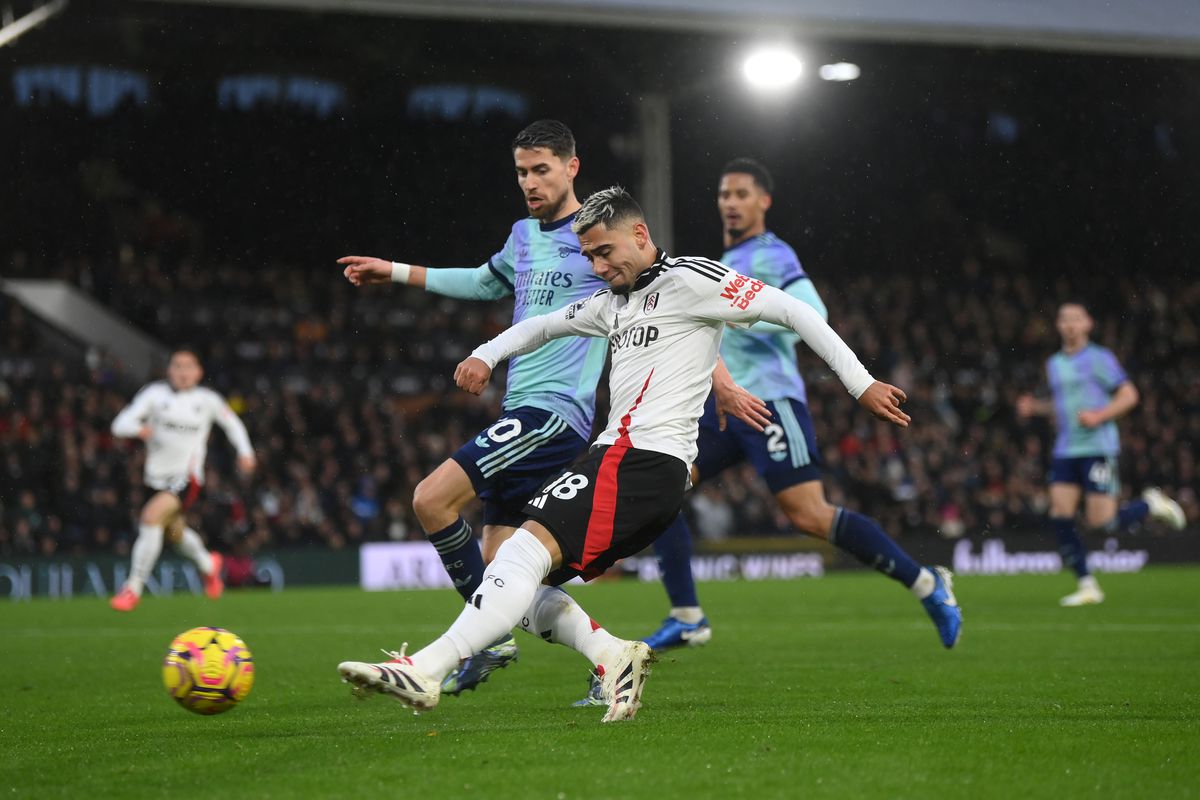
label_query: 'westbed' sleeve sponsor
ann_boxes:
[691,271,875,398]
[471,289,609,368]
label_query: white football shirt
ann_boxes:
[471,251,876,467]
[111,381,254,491]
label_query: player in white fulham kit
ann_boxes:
[109,348,256,611]
[337,187,910,722]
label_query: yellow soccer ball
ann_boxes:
[162,627,255,715]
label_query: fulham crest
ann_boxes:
[642,292,660,314]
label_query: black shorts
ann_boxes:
[522,445,688,584]
[146,476,203,512]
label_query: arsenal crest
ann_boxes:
[642,292,660,314]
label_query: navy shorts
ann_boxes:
[451,407,587,528]
[1050,456,1120,496]
[693,395,823,493]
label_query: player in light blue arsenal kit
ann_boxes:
[1017,302,1185,606]
[637,159,962,658]
[340,121,607,693]
[340,123,764,696]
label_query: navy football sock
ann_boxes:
[652,514,700,609]
[1114,499,1149,531]
[829,508,921,587]
[427,517,485,602]
[1052,517,1090,578]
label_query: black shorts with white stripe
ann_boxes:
[522,444,688,585]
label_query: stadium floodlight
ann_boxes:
[0,0,67,49]
[819,62,861,82]
[742,47,804,91]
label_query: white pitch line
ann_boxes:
[4,620,1199,638]
[0,623,452,638]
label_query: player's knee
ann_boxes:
[481,539,500,563]
[140,500,172,526]
[481,528,517,563]
[785,503,835,538]
[412,477,453,526]
[411,480,437,521]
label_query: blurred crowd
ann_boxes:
[2,239,1196,559]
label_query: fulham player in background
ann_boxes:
[109,348,256,611]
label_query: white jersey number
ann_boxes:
[529,471,591,508]
[476,418,523,448]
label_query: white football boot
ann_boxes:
[1143,488,1187,531]
[1060,576,1105,607]
[338,645,441,713]
[598,641,656,723]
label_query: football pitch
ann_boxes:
[3,568,1198,799]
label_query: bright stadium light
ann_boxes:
[742,47,804,91]
[819,62,861,82]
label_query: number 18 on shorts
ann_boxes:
[522,445,688,584]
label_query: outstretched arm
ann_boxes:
[339,256,428,288]
[338,256,510,301]
[704,277,909,427]
[456,294,609,395]
[747,277,828,333]
[212,396,257,475]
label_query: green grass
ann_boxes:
[2,568,1199,799]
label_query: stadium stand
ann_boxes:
[4,238,1195,557]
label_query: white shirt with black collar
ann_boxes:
[471,251,875,467]
[111,381,253,490]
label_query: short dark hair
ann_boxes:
[721,157,774,194]
[1058,301,1090,315]
[169,346,202,364]
[572,186,644,235]
[512,119,576,159]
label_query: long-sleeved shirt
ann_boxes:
[112,381,253,489]
[422,213,607,438]
[719,231,827,403]
[471,251,875,467]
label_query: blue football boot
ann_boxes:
[642,615,712,652]
[571,670,605,708]
[440,635,518,695]
[921,566,963,648]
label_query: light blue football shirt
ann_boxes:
[1047,343,1128,457]
[484,214,608,438]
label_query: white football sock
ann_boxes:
[669,606,705,625]
[409,529,551,680]
[521,586,622,665]
[177,527,214,576]
[127,524,164,596]
[909,567,936,599]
